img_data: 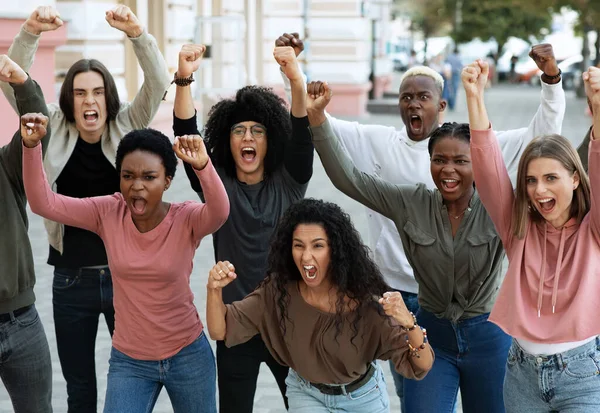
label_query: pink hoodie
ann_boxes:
[471,128,600,343]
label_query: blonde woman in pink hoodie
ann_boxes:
[465,60,600,412]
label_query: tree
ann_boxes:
[450,0,554,57]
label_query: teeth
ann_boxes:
[411,115,419,119]
[84,111,96,115]
[443,179,458,183]
[242,147,255,153]
[303,265,314,270]
[538,198,553,203]
[303,265,316,279]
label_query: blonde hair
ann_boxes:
[512,134,591,238]
[400,66,444,95]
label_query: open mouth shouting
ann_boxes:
[303,265,317,280]
[441,178,460,192]
[129,196,147,215]
[241,147,256,163]
[83,110,99,125]
[536,197,556,214]
[409,114,423,136]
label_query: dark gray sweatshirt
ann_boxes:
[0,77,50,313]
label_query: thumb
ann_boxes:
[583,71,590,82]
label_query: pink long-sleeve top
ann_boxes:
[471,127,600,343]
[23,143,230,360]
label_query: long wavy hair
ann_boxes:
[203,86,291,179]
[264,198,392,345]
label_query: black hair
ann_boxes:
[428,122,471,155]
[115,128,177,178]
[203,86,291,178]
[59,59,120,123]
[264,198,391,345]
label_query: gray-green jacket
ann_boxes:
[0,77,50,312]
[311,119,505,322]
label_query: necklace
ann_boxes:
[450,207,471,219]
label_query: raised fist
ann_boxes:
[273,46,302,82]
[21,113,49,148]
[24,6,63,35]
[378,291,414,328]
[274,33,304,57]
[105,5,143,38]
[173,134,209,171]
[177,44,206,79]
[583,66,600,109]
[461,60,489,98]
[0,55,28,84]
[207,261,237,290]
[529,44,559,77]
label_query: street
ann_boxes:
[0,82,591,412]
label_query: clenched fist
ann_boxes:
[274,33,304,57]
[105,5,143,38]
[529,44,560,80]
[378,291,415,328]
[207,261,237,290]
[584,66,600,109]
[273,46,302,82]
[21,113,49,148]
[306,81,332,126]
[173,134,209,171]
[461,60,489,98]
[24,6,63,35]
[177,44,206,79]
[0,55,28,84]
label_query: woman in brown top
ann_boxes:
[206,198,433,412]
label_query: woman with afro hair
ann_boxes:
[206,198,433,412]
[172,45,314,412]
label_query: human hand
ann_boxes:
[173,135,209,171]
[105,5,143,38]
[24,6,63,35]
[530,44,559,77]
[207,261,237,289]
[20,113,49,148]
[274,32,304,57]
[461,60,489,98]
[177,44,206,79]
[378,292,415,328]
[273,46,302,82]
[0,55,28,84]
[583,66,600,110]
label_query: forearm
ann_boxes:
[290,78,307,118]
[283,115,313,184]
[406,328,434,372]
[189,159,229,234]
[174,83,196,120]
[466,93,490,130]
[206,288,228,340]
[593,104,600,139]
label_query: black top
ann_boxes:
[174,112,314,303]
[48,137,120,268]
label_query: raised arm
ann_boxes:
[307,81,412,222]
[275,32,397,174]
[583,66,600,237]
[21,117,113,233]
[173,44,206,195]
[464,61,514,244]
[273,46,313,184]
[496,44,566,178]
[107,6,170,129]
[0,55,50,188]
[0,6,63,112]
[173,134,229,237]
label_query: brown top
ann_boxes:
[225,280,433,384]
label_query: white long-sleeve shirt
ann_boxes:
[282,71,566,293]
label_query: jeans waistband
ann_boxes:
[511,337,600,368]
[55,266,110,277]
[418,308,490,327]
[0,304,33,323]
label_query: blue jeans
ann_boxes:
[0,304,53,412]
[103,331,216,413]
[285,363,389,412]
[53,266,115,413]
[388,290,419,411]
[504,337,600,412]
[404,309,511,413]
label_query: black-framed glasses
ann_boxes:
[230,124,267,138]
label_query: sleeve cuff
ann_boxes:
[10,76,36,99]
[173,111,199,136]
[541,78,564,100]
[18,25,41,43]
[308,118,334,142]
[290,114,309,128]
[469,124,495,147]
[128,29,151,45]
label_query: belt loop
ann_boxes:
[8,310,16,323]
[596,336,600,351]
[340,384,348,396]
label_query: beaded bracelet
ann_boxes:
[400,312,418,332]
[405,326,428,358]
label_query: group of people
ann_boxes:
[1,4,600,413]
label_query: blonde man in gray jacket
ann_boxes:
[0,5,170,412]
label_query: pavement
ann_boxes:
[0,81,591,412]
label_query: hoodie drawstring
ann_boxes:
[537,223,567,317]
